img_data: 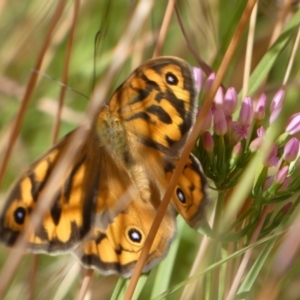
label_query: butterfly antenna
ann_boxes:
[91,0,113,92]
[92,30,102,91]
[31,69,89,100]
[174,5,213,76]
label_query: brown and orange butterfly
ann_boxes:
[0,57,208,277]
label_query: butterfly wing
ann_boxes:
[74,192,176,278]
[0,129,101,253]
[73,153,208,277]
[166,154,209,228]
[107,56,199,158]
[74,147,176,277]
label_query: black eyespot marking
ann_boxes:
[14,207,27,225]
[176,188,186,203]
[128,228,142,243]
[166,72,178,85]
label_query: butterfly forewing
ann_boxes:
[108,57,198,158]
[0,129,100,252]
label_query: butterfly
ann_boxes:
[0,56,208,277]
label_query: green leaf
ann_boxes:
[241,9,300,97]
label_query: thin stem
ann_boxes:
[283,25,300,85]
[213,191,225,238]
[0,1,67,297]
[242,2,257,99]
[207,191,225,299]
[225,205,273,300]
[0,0,67,188]
[29,255,39,300]
[52,0,80,144]
[77,269,94,300]
[153,0,176,57]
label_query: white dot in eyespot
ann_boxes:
[14,207,26,224]
[176,188,186,203]
[128,228,142,243]
[166,72,178,85]
[167,75,175,83]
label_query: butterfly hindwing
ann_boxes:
[74,154,208,277]
[75,188,176,278]
[167,154,209,228]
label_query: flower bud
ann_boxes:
[283,137,299,163]
[230,142,242,167]
[213,87,224,109]
[249,137,262,152]
[254,93,267,120]
[213,108,227,136]
[269,89,285,124]
[263,177,273,191]
[224,87,238,115]
[286,113,300,135]
[233,142,242,156]
[270,89,285,111]
[202,131,214,152]
[238,96,253,125]
[279,177,292,191]
[205,72,216,89]
[257,126,265,138]
[249,126,265,151]
[274,166,289,185]
[264,145,279,167]
[193,67,203,93]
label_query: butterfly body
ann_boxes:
[0,57,208,277]
[97,105,128,159]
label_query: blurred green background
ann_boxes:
[1,1,300,299]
